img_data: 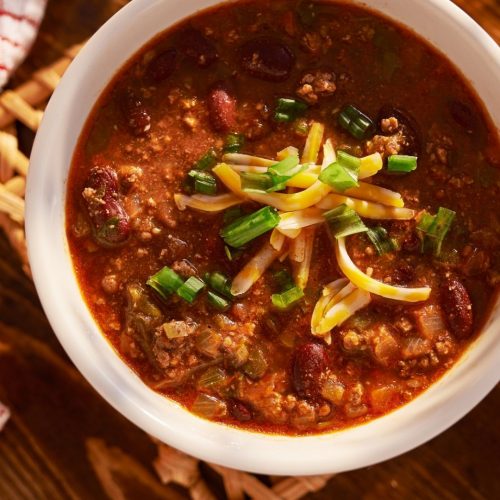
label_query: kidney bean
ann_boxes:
[449,100,477,133]
[240,37,295,81]
[292,342,330,399]
[147,48,177,82]
[207,81,237,132]
[441,275,473,338]
[82,166,130,247]
[179,29,218,67]
[227,399,252,422]
[121,90,151,136]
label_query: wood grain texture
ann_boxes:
[1,1,499,498]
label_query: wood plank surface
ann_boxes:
[1,1,499,499]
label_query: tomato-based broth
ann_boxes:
[66,0,499,434]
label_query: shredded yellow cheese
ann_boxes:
[230,241,282,296]
[335,237,431,302]
[317,194,415,220]
[316,287,372,334]
[293,226,316,289]
[301,122,325,163]
[174,193,242,212]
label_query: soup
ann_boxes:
[66,0,499,434]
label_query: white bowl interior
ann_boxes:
[26,0,500,475]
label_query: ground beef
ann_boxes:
[296,71,336,105]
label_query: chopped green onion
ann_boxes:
[268,155,300,176]
[273,269,295,291]
[204,272,233,299]
[223,206,243,224]
[194,148,217,170]
[367,226,398,255]
[188,170,217,195]
[223,133,245,153]
[207,291,230,311]
[274,98,308,122]
[221,206,280,248]
[240,172,274,193]
[271,286,305,309]
[337,150,361,171]
[176,276,205,303]
[387,155,418,173]
[147,266,184,298]
[417,207,456,256]
[338,105,375,140]
[324,204,368,239]
[319,161,359,191]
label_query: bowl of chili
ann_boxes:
[26,0,500,474]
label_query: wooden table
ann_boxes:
[1,1,499,498]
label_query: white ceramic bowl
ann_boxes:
[26,0,500,475]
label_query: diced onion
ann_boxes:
[317,194,415,220]
[230,241,282,296]
[174,193,242,212]
[335,237,431,301]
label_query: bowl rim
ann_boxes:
[26,0,500,475]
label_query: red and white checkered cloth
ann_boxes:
[0,0,47,89]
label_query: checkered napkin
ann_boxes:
[0,0,47,89]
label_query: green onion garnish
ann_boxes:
[338,105,375,140]
[367,226,398,255]
[241,156,306,193]
[188,170,217,195]
[194,148,217,170]
[204,272,233,299]
[147,266,184,298]
[267,155,306,192]
[240,172,274,193]
[319,160,359,191]
[271,286,305,309]
[274,98,308,123]
[223,133,245,153]
[324,204,368,239]
[387,155,418,173]
[337,150,361,171]
[417,207,456,256]
[221,206,280,248]
[268,155,300,177]
[176,276,205,303]
[207,291,230,311]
